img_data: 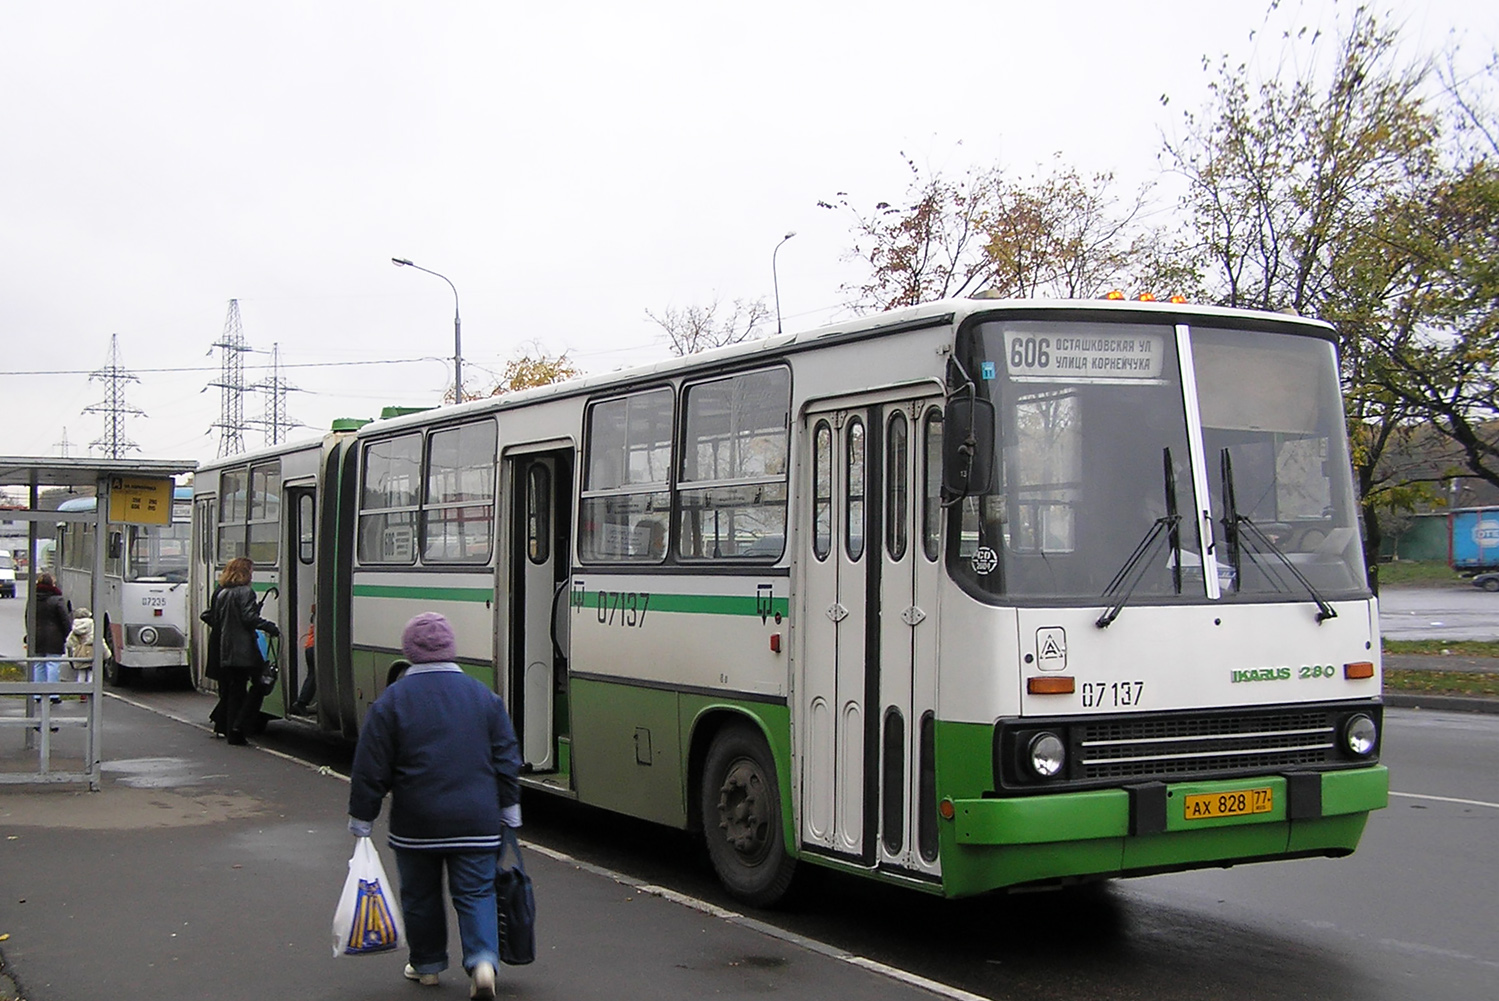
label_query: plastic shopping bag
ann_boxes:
[332,836,405,957]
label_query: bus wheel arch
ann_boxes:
[694,713,797,907]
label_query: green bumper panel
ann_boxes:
[940,766,1387,897]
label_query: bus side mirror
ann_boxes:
[943,397,996,497]
[108,532,124,560]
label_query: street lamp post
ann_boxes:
[392,257,463,403]
[772,231,796,335]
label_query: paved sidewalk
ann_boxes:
[0,696,951,1001]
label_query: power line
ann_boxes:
[1,357,437,377]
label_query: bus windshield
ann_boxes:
[952,315,1367,604]
[127,511,192,582]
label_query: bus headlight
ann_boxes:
[138,626,159,647]
[1027,732,1066,778]
[1343,714,1377,757]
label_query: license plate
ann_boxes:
[1183,787,1274,820]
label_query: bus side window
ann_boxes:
[846,418,865,561]
[922,409,943,562]
[813,420,832,560]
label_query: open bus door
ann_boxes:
[505,449,573,785]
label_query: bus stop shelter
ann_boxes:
[0,456,195,790]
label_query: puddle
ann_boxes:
[100,756,202,789]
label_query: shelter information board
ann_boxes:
[107,476,173,525]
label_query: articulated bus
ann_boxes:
[56,487,194,686]
[189,298,1387,904]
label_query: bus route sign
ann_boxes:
[107,476,174,526]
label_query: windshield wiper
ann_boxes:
[1219,449,1337,623]
[1097,448,1182,628]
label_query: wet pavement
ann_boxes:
[0,694,957,1001]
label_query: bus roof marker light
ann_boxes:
[1105,290,1125,300]
[1137,292,1157,302]
[1344,661,1374,680]
[1169,294,1188,303]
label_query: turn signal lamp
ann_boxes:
[1105,290,1126,300]
[1028,676,1075,695]
[938,798,956,821]
[1344,661,1375,680]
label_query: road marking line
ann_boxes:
[119,693,983,999]
[1390,791,1499,810]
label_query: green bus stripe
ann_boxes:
[351,583,787,617]
[578,590,788,617]
[353,584,493,602]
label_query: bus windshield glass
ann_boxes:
[952,315,1367,604]
[126,506,192,582]
[1192,326,1367,597]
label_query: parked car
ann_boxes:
[0,552,15,598]
[1471,571,1499,592]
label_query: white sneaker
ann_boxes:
[470,960,496,999]
[404,963,439,986]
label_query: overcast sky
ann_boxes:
[1,1,1491,465]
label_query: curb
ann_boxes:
[1384,692,1499,715]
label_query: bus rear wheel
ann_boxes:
[700,722,796,907]
[103,655,130,687]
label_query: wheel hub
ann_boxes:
[716,759,769,859]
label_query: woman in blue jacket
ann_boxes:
[347,612,522,1000]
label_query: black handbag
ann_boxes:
[495,826,535,965]
[253,631,281,697]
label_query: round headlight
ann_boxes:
[139,626,159,646]
[1027,732,1066,778]
[1344,714,1377,757]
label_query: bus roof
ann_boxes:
[359,296,1336,437]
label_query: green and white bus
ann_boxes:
[191,297,1388,904]
[56,487,194,686]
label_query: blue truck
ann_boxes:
[1449,507,1499,572]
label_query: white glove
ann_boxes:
[500,803,522,828]
[348,816,373,838]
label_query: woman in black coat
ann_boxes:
[30,572,72,703]
[202,556,278,745]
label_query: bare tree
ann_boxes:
[646,297,771,356]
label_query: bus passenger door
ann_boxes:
[506,451,573,776]
[876,399,943,879]
[285,486,317,710]
[190,496,216,688]
[800,404,874,862]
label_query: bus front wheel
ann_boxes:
[700,723,796,907]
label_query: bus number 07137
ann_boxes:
[1081,680,1144,708]
[596,591,650,628]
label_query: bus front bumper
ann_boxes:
[940,766,1388,895]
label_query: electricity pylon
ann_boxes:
[209,299,252,456]
[83,334,145,458]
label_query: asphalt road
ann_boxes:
[7,585,1497,1000]
[101,684,1499,1001]
[1378,583,1499,641]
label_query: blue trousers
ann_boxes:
[395,848,498,975]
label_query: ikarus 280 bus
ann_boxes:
[190,297,1387,904]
